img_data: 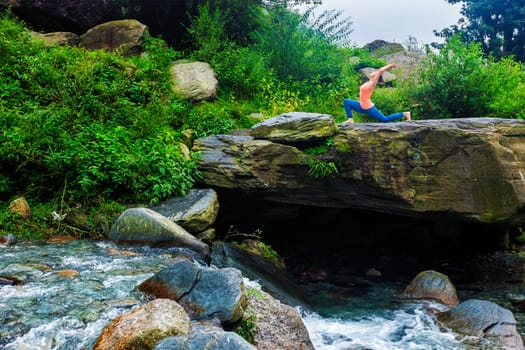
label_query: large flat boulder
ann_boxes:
[193,118,525,224]
[251,112,337,144]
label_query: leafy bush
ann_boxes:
[183,99,254,138]
[211,44,275,99]
[0,14,196,204]
[186,3,228,61]
[404,34,525,120]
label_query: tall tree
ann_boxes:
[436,0,525,61]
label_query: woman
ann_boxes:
[343,63,411,124]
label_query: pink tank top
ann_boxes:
[359,83,374,109]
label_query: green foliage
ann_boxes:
[211,44,275,99]
[406,34,525,119]
[306,158,338,178]
[255,7,346,83]
[342,47,386,70]
[183,99,254,138]
[187,3,227,61]
[0,200,54,239]
[225,226,284,268]
[437,0,525,61]
[302,7,353,47]
[0,14,196,204]
[234,309,258,344]
[303,138,334,155]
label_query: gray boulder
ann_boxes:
[401,270,459,306]
[211,242,308,308]
[251,112,337,144]
[138,260,247,323]
[149,189,219,234]
[363,39,405,57]
[93,299,190,350]
[193,118,525,225]
[437,299,524,349]
[155,330,256,350]
[80,19,148,56]
[247,288,314,350]
[171,62,218,101]
[382,51,425,81]
[108,208,209,260]
[359,67,396,85]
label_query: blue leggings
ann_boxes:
[343,99,404,122]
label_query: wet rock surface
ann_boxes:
[108,207,209,260]
[93,298,190,350]
[437,299,524,349]
[138,259,247,323]
[402,270,459,306]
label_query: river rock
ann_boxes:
[247,288,315,350]
[251,112,337,144]
[8,197,31,220]
[138,259,247,323]
[93,298,190,350]
[436,299,524,349]
[211,242,308,307]
[108,208,209,260]
[149,189,219,234]
[0,234,18,246]
[155,330,256,350]
[171,61,218,101]
[80,19,148,56]
[193,118,525,225]
[0,275,22,285]
[401,270,459,306]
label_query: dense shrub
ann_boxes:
[405,34,525,119]
[183,99,255,138]
[0,14,197,204]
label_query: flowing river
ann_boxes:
[0,239,523,349]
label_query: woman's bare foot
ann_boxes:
[403,112,411,121]
[342,118,354,124]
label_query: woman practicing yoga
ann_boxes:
[343,63,411,124]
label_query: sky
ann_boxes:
[299,0,463,47]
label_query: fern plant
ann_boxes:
[306,158,338,178]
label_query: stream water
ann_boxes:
[0,239,523,350]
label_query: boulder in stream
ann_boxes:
[93,298,190,350]
[246,288,315,350]
[155,329,256,350]
[437,299,524,349]
[401,270,459,306]
[138,259,247,323]
[108,208,209,260]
